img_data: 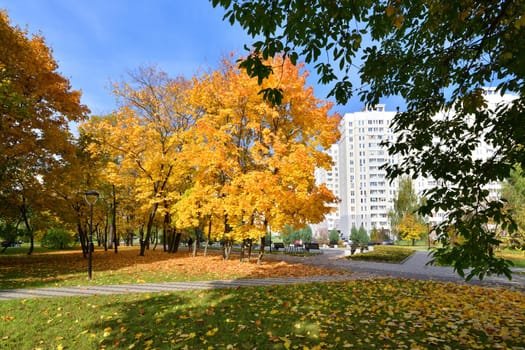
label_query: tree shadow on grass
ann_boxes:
[91,283,343,350]
[0,247,199,289]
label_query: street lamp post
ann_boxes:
[84,190,99,280]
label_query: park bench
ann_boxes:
[303,242,320,251]
[273,242,285,250]
[1,240,21,253]
[285,244,305,254]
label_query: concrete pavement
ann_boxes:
[1,249,523,300]
[0,274,375,301]
[270,248,525,290]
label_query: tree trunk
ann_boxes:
[152,226,159,250]
[240,239,246,262]
[139,226,146,255]
[112,184,118,253]
[192,237,198,257]
[173,232,182,253]
[28,234,34,255]
[104,208,109,251]
[77,214,87,258]
[222,215,233,260]
[95,224,101,247]
[139,204,158,256]
[19,199,34,255]
[203,238,209,257]
[162,201,171,252]
[203,218,212,257]
[74,202,87,257]
[162,211,170,252]
[257,236,266,265]
[222,240,232,260]
[248,239,253,261]
[167,230,181,253]
[167,229,174,253]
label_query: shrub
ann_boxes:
[350,224,370,245]
[348,246,414,263]
[41,228,74,249]
[329,229,340,245]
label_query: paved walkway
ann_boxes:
[269,249,525,290]
[0,274,369,301]
[1,249,523,300]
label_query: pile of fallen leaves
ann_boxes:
[0,246,347,289]
[115,247,346,279]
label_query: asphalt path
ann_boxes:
[266,247,525,291]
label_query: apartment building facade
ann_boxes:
[317,88,516,240]
[312,144,341,236]
[337,104,398,238]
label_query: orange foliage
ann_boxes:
[82,56,341,256]
[0,11,89,252]
[187,56,341,243]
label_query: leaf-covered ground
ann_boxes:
[1,279,524,349]
[0,246,346,289]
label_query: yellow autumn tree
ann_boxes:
[0,11,89,254]
[186,56,341,262]
[82,67,196,256]
[396,213,427,245]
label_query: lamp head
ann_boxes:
[84,190,99,205]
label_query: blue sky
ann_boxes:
[1,0,394,116]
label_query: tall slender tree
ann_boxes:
[388,177,421,240]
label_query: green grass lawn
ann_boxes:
[496,249,525,268]
[1,246,524,349]
[1,278,524,349]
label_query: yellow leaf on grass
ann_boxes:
[206,328,219,336]
[280,336,292,349]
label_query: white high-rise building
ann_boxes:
[315,87,516,239]
[337,104,398,237]
[412,87,517,226]
[312,144,340,237]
